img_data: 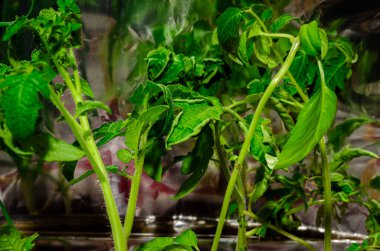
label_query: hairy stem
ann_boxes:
[211,37,300,251]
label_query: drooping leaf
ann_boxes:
[2,16,27,41]
[129,81,163,108]
[269,14,295,33]
[0,224,38,251]
[250,166,271,203]
[328,117,374,152]
[174,125,214,199]
[276,86,337,169]
[166,101,222,148]
[254,37,276,68]
[323,54,350,90]
[156,54,185,84]
[299,21,321,57]
[33,134,85,162]
[216,7,242,45]
[288,50,316,89]
[0,124,33,155]
[75,100,111,117]
[174,230,199,251]
[331,147,378,171]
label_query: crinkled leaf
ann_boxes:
[328,117,374,152]
[270,14,295,33]
[216,7,242,45]
[330,172,345,182]
[289,50,316,89]
[57,0,81,14]
[75,100,111,117]
[299,21,321,57]
[324,54,350,90]
[174,125,214,199]
[146,47,172,80]
[268,97,295,131]
[2,16,27,41]
[331,147,378,171]
[276,86,337,169]
[0,224,38,251]
[93,120,124,147]
[129,81,163,108]
[156,54,184,84]
[174,230,199,250]
[33,134,85,162]
[1,74,48,139]
[166,101,222,147]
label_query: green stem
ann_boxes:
[258,32,295,42]
[124,132,148,247]
[0,0,35,27]
[317,59,332,251]
[49,87,126,251]
[222,107,246,124]
[0,199,13,226]
[244,211,316,251]
[211,37,300,251]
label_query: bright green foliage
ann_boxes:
[328,117,374,151]
[166,100,222,147]
[32,134,85,162]
[0,225,38,251]
[216,7,242,45]
[276,86,337,169]
[133,230,199,251]
[117,149,133,164]
[93,120,125,147]
[2,16,27,41]
[75,100,112,118]
[249,166,271,203]
[288,51,316,90]
[269,14,295,33]
[146,47,172,81]
[299,21,321,57]
[174,125,214,199]
[0,72,49,139]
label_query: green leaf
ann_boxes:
[134,237,174,251]
[0,124,33,155]
[166,101,222,148]
[254,37,275,67]
[144,138,166,182]
[330,172,345,182]
[129,81,163,108]
[227,202,238,219]
[174,125,214,199]
[146,47,172,80]
[80,78,94,98]
[319,29,328,59]
[331,147,378,171]
[261,8,273,22]
[369,176,380,190]
[161,244,193,251]
[323,54,350,90]
[269,14,295,33]
[328,117,374,152]
[299,21,321,57]
[75,100,111,117]
[0,224,38,251]
[2,16,27,41]
[216,7,242,44]
[117,149,133,163]
[276,86,337,169]
[93,120,124,147]
[33,134,85,162]
[57,0,81,14]
[1,73,49,139]
[268,97,295,131]
[250,167,271,203]
[156,54,185,84]
[174,230,199,250]
[62,161,77,182]
[289,51,316,90]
